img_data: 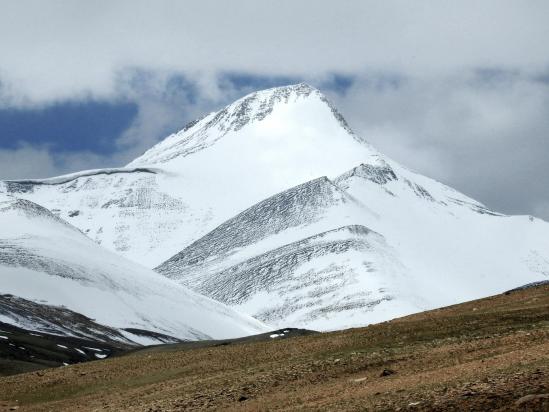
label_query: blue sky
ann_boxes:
[0,100,137,154]
[0,1,548,220]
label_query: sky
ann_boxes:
[0,0,548,219]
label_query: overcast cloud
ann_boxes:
[0,0,548,219]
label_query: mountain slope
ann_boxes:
[156,157,549,329]
[156,176,415,329]
[1,167,191,267]
[161,225,414,330]
[157,176,371,280]
[0,194,268,343]
[332,160,549,308]
[1,294,138,345]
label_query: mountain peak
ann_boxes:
[250,82,319,98]
[212,82,324,133]
[128,83,359,167]
[219,82,355,136]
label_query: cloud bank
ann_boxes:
[0,1,548,219]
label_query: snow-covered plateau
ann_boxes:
[2,83,549,332]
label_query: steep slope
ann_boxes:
[155,176,412,329]
[1,167,192,267]
[162,225,416,330]
[1,294,138,345]
[158,176,372,280]
[157,177,413,329]
[0,194,268,343]
[0,294,181,345]
[332,160,549,308]
[157,159,549,329]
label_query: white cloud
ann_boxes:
[1,1,549,106]
[328,71,549,218]
[0,145,60,180]
[0,144,125,180]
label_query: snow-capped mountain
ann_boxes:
[156,154,549,329]
[2,83,549,331]
[0,84,383,267]
[0,194,268,343]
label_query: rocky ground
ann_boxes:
[0,284,547,411]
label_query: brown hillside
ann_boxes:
[1,284,548,411]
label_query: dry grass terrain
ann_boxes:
[1,284,548,411]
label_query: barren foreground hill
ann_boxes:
[1,284,548,411]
